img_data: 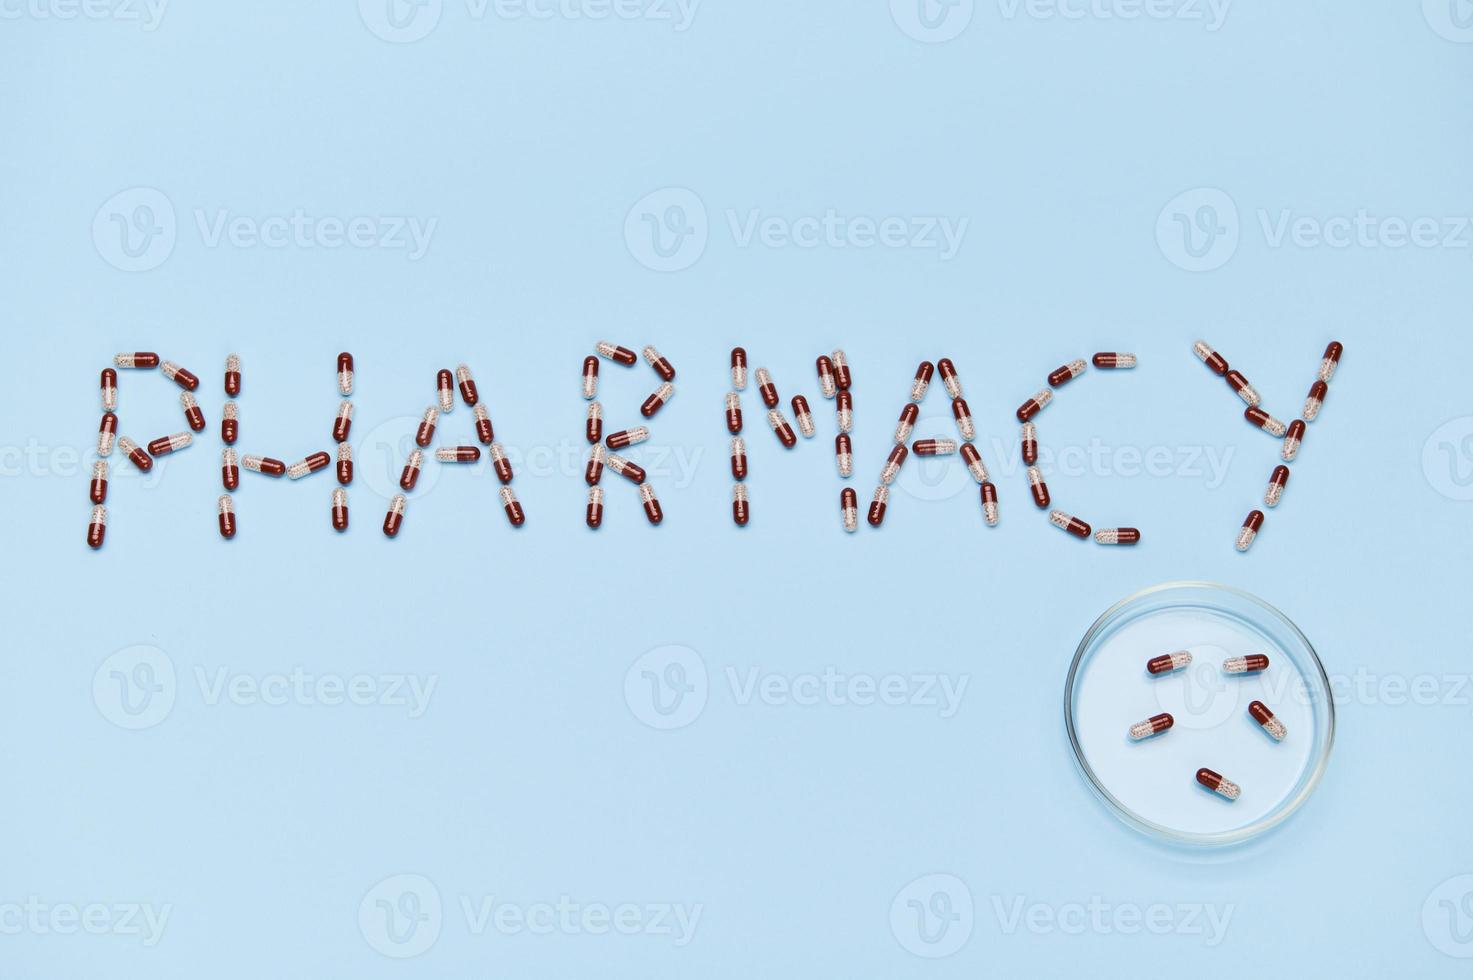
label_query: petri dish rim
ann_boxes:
[1064,580,1335,847]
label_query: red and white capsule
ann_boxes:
[730,436,747,479]
[1318,341,1343,383]
[1049,509,1091,539]
[937,357,961,399]
[98,413,118,456]
[87,505,107,550]
[725,392,743,434]
[754,368,779,409]
[586,486,604,529]
[1196,768,1241,801]
[639,483,663,525]
[585,445,606,485]
[221,448,240,490]
[597,341,638,366]
[606,426,649,450]
[1092,352,1137,369]
[1020,423,1038,465]
[732,483,749,527]
[1094,527,1141,545]
[119,437,152,471]
[841,487,858,532]
[911,361,934,402]
[148,432,193,457]
[332,487,349,531]
[100,368,118,412]
[1027,465,1050,508]
[400,449,424,490]
[880,444,907,486]
[816,355,837,399]
[180,392,206,432]
[867,485,888,527]
[287,451,331,480]
[1016,388,1052,423]
[1148,651,1192,675]
[1048,358,1086,388]
[1249,701,1287,741]
[836,390,853,434]
[1244,406,1286,437]
[641,382,674,418]
[1265,465,1289,507]
[980,482,999,526]
[584,402,602,445]
[581,356,600,400]
[835,433,853,478]
[160,360,200,392]
[473,404,494,445]
[960,442,988,483]
[436,446,482,463]
[1225,370,1260,407]
[768,409,797,448]
[831,349,851,391]
[606,452,646,484]
[337,444,353,485]
[1236,509,1264,552]
[437,369,455,412]
[1129,713,1174,740]
[89,460,109,504]
[1224,654,1270,674]
[1193,341,1229,376]
[415,407,438,447]
[337,352,355,395]
[333,401,354,443]
[1282,420,1305,462]
[894,403,918,444]
[489,443,513,483]
[383,494,406,537]
[912,438,957,456]
[1304,380,1327,422]
[500,486,525,527]
[222,401,239,444]
[218,495,236,539]
[792,396,815,438]
[114,352,160,369]
[643,346,675,382]
[730,347,748,390]
[951,398,975,441]
[242,454,286,477]
[455,364,479,406]
[224,353,241,397]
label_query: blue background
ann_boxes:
[3,1,1473,976]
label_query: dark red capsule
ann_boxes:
[437,369,455,411]
[725,392,743,434]
[585,402,603,445]
[332,488,349,531]
[816,356,837,398]
[415,408,437,448]
[867,486,888,527]
[224,354,241,397]
[1020,423,1038,466]
[641,382,673,418]
[730,436,747,479]
[100,368,118,411]
[1027,466,1050,508]
[756,368,779,409]
[121,437,153,471]
[586,487,604,529]
[911,361,934,401]
[1193,341,1229,376]
[585,446,606,486]
[456,365,479,406]
[114,352,160,369]
[336,445,353,486]
[400,450,423,491]
[489,444,513,484]
[581,356,600,399]
[473,405,494,445]
[87,505,107,549]
[501,489,526,527]
[89,461,108,504]
[161,361,200,391]
[936,358,961,398]
[597,342,638,366]
[181,393,206,432]
[640,484,663,524]
[222,450,240,490]
[384,496,406,538]
[831,349,852,391]
[333,402,354,443]
[221,403,238,445]
[643,346,675,382]
[1048,359,1086,388]
[731,484,749,527]
[218,497,236,540]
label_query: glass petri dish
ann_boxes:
[1065,581,1334,846]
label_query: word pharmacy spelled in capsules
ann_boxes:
[82,340,1344,549]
